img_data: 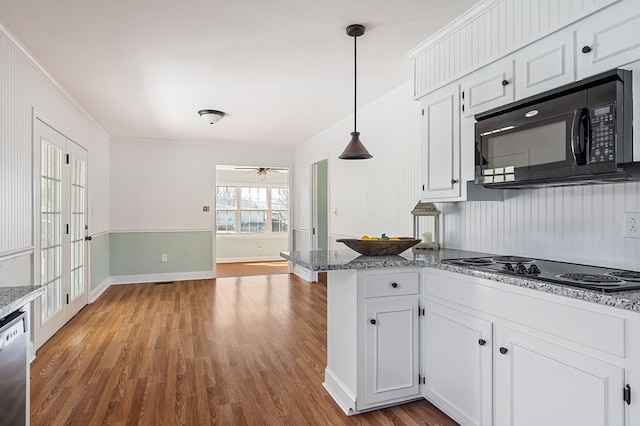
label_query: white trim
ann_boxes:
[109,229,213,234]
[109,270,215,285]
[0,247,33,261]
[216,256,285,263]
[216,233,287,240]
[0,21,110,138]
[90,230,109,238]
[89,278,110,303]
[292,264,314,282]
[323,367,357,415]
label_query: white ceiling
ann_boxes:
[0,0,478,148]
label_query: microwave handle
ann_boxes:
[571,108,589,166]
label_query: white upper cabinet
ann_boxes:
[577,4,640,78]
[410,0,620,99]
[515,31,576,99]
[461,61,514,118]
[420,85,461,200]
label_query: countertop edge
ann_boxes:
[0,286,46,319]
[281,250,640,313]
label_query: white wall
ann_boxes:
[110,138,292,231]
[292,82,423,251]
[0,23,109,285]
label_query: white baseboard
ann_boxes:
[323,367,357,415]
[109,270,215,285]
[216,256,284,263]
[89,277,110,303]
[293,264,314,282]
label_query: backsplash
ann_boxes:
[441,181,640,270]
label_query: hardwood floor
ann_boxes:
[216,261,289,277]
[31,274,458,425]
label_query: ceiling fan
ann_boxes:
[234,167,287,177]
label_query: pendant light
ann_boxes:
[339,24,373,160]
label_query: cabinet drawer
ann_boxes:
[364,271,419,298]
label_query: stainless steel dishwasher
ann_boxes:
[0,311,28,426]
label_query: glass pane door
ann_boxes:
[35,120,89,349]
[40,140,63,323]
[69,155,86,301]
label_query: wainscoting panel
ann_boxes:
[0,33,32,255]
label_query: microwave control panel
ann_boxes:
[590,103,615,164]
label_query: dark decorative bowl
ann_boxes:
[336,238,420,256]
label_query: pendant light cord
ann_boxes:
[353,32,357,133]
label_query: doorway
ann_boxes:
[214,165,290,277]
[311,160,328,283]
[34,119,89,349]
[311,160,328,251]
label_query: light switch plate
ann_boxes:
[624,212,640,238]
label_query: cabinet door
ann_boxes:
[363,297,420,406]
[515,32,576,99]
[420,86,461,200]
[578,7,640,78]
[424,302,493,426]
[461,60,514,118]
[495,326,625,426]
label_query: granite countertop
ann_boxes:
[281,249,640,313]
[0,286,46,319]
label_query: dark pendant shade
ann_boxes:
[340,24,372,160]
[339,132,372,160]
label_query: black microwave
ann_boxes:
[475,69,637,188]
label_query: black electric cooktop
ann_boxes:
[441,256,640,293]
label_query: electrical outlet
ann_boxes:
[624,213,640,238]
[161,253,168,262]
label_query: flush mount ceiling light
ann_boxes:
[339,24,372,160]
[198,109,225,124]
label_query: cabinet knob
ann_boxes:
[499,347,508,355]
[501,79,509,86]
[451,179,458,184]
[370,319,376,325]
[85,235,93,241]
[391,282,398,288]
[582,45,592,54]
[478,339,486,346]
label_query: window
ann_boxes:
[271,188,288,233]
[216,185,288,234]
[216,186,237,233]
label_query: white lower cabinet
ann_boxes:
[424,301,493,425]
[363,297,420,406]
[422,268,636,426]
[323,268,422,414]
[495,325,625,426]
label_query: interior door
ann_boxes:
[35,120,89,349]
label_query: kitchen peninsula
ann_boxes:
[282,249,640,425]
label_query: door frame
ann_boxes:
[32,112,90,349]
[310,158,329,282]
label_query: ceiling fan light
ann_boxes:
[198,109,225,124]
[339,132,372,160]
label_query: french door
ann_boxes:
[35,119,88,349]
